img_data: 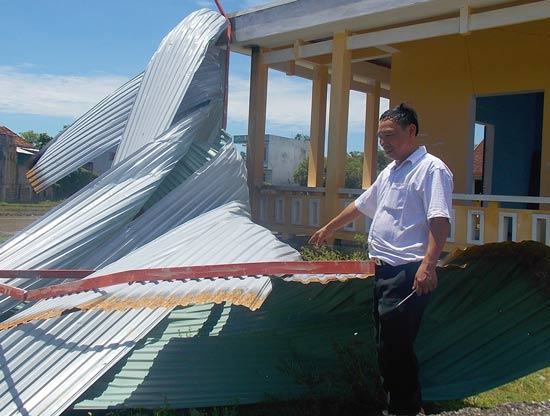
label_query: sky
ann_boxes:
[0,0,479,152]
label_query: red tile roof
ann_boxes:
[473,139,484,178]
[0,126,37,149]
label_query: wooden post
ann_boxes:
[362,81,381,188]
[247,47,268,219]
[325,32,351,224]
[308,65,328,187]
[540,94,550,209]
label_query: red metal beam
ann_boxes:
[0,260,375,302]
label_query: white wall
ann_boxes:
[266,137,309,185]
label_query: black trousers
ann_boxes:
[373,261,430,415]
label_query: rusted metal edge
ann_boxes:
[0,260,375,302]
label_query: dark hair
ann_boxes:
[379,103,419,136]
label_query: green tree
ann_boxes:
[21,126,97,199]
[19,130,53,149]
[293,157,311,186]
[52,168,97,200]
[345,151,363,188]
[293,149,390,188]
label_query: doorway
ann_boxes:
[475,92,543,208]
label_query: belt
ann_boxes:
[371,257,389,266]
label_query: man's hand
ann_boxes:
[413,261,438,295]
[414,217,449,295]
[308,226,333,246]
[308,202,362,247]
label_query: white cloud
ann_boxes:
[228,70,369,135]
[0,64,386,139]
[0,66,128,118]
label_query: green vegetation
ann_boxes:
[292,149,389,188]
[52,167,97,199]
[20,128,97,199]
[20,130,54,149]
[0,201,59,216]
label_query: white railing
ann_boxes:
[257,186,550,247]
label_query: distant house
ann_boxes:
[234,134,309,185]
[0,126,51,202]
[473,139,484,194]
[79,150,116,178]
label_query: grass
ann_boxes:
[0,200,59,216]
[461,367,549,407]
[425,367,550,413]
[73,368,549,416]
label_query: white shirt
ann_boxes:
[355,146,453,266]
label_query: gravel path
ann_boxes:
[432,401,550,416]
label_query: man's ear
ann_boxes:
[408,124,417,137]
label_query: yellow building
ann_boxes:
[229,0,550,250]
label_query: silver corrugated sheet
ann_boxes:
[0,202,301,416]
[0,7,370,416]
[113,9,227,164]
[90,141,249,269]
[0,103,217,316]
[0,9,306,416]
[0,10,227,317]
[26,73,144,192]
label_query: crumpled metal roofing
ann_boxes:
[26,73,143,192]
[73,242,550,409]
[0,8,311,416]
[113,10,226,164]
[0,104,216,317]
[75,280,373,410]
[0,8,228,317]
[0,201,300,416]
[26,8,227,192]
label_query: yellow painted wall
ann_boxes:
[390,19,550,195]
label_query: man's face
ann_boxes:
[377,118,416,162]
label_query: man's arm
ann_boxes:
[308,202,363,246]
[413,217,450,294]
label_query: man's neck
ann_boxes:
[395,145,419,166]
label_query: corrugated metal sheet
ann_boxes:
[90,140,248,269]
[74,243,550,409]
[113,9,226,164]
[26,73,144,192]
[0,201,301,416]
[0,103,217,317]
[75,279,373,409]
[0,10,228,319]
[0,8,283,416]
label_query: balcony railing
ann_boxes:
[256,186,550,248]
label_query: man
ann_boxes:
[309,103,453,415]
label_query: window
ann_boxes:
[498,212,517,242]
[532,214,550,245]
[467,210,484,245]
[275,197,284,224]
[309,199,320,227]
[259,196,267,222]
[291,198,302,225]
[341,200,355,232]
[446,209,456,242]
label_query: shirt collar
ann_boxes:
[391,146,427,171]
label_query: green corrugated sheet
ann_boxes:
[73,241,550,410]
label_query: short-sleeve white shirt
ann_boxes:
[355,146,453,266]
